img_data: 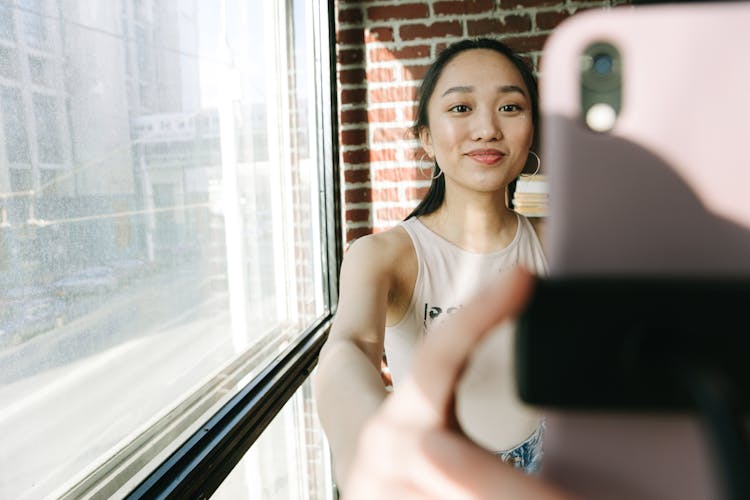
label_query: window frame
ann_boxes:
[122,0,341,497]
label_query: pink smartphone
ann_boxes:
[527,3,750,499]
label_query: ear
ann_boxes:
[418,126,434,158]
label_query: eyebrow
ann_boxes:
[440,84,527,98]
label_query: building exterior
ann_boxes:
[0,0,203,286]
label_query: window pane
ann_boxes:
[212,378,335,500]
[0,1,14,41]
[0,1,329,498]
[1,87,31,163]
[19,0,46,49]
[32,93,62,163]
[0,46,18,79]
[28,55,47,85]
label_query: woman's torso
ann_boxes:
[383,213,548,451]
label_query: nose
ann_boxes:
[472,108,502,141]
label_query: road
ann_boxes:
[0,271,270,500]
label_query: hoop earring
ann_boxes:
[520,150,541,177]
[419,153,443,180]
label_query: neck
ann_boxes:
[421,189,518,253]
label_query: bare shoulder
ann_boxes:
[343,225,414,273]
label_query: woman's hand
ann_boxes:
[343,268,574,500]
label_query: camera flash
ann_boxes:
[586,102,617,132]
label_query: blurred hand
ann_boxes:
[343,268,575,500]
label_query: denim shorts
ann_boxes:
[495,421,544,474]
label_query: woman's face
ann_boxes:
[420,49,534,194]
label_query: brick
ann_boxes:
[373,187,400,202]
[346,208,371,222]
[345,187,372,203]
[340,128,367,146]
[368,107,397,123]
[347,226,372,242]
[369,45,431,63]
[435,42,450,54]
[373,126,412,144]
[500,0,560,6]
[340,108,368,125]
[366,66,396,83]
[405,185,431,201]
[367,4,429,22]
[503,34,548,53]
[536,10,571,31]
[338,7,363,25]
[339,68,366,85]
[342,149,371,165]
[369,86,417,104]
[399,21,462,41]
[374,167,420,182]
[466,15,532,36]
[401,63,430,81]
[338,28,365,45]
[369,148,399,162]
[401,105,418,123]
[338,48,364,65]
[377,206,412,221]
[366,26,394,43]
[341,88,367,105]
[344,167,371,183]
[434,0,494,15]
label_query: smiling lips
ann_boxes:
[466,149,506,165]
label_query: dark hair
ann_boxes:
[405,38,539,219]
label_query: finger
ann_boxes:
[389,267,535,426]
[421,431,575,500]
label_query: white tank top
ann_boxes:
[384,213,548,387]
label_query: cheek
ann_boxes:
[430,122,462,151]
[507,121,534,150]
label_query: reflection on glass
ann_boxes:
[0,1,326,498]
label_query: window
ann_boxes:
[18,0,47,48]
[0,86,31,163]
[212,379,334,500]
[0,46,18,79]
[19,0,46,49]
[0,1,338,499]
[0,1,14,41]
[9,166,31,191]
[32,93,62,163]
[28,55,47,85]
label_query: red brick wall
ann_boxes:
[335,0,629,244]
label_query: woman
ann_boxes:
[314,38,548,490]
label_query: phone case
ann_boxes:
[518,4,750,499]
[541,2,750,277]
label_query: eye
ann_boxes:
[449,104,471,113]
[499,104,522,112]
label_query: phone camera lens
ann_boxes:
[592,53,613,75]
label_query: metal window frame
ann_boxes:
[125,0,341,497]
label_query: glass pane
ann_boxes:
[19,0,47,49]
[32,93,62,163]
[0,46,18,79]
[1,87,31,163]
[0,1,14,41]
[0,1,327,498]
[28,56,47,85]
[212,378,335,500]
